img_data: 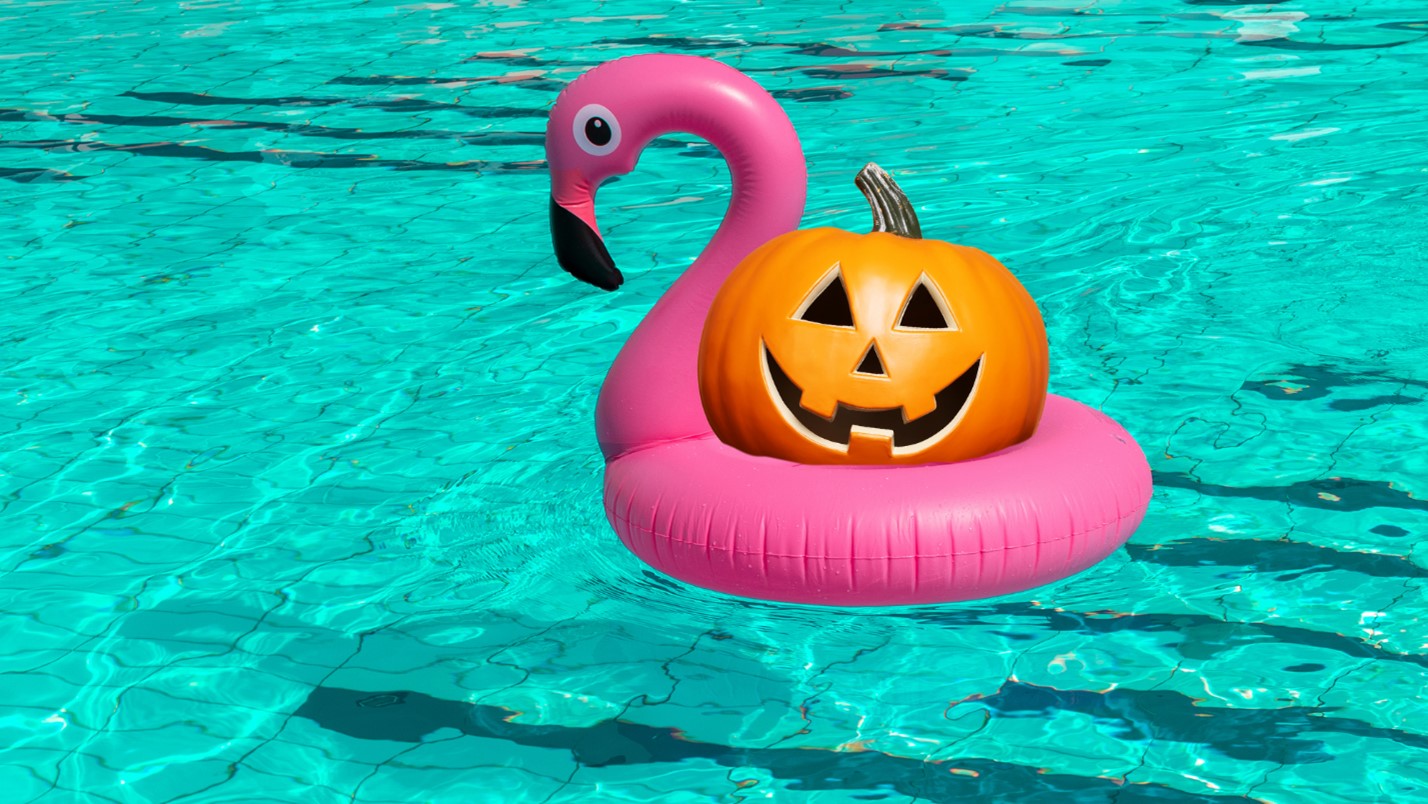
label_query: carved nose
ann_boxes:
[854,343,886,377]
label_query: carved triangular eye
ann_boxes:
[795,269,854,327]
[896,278,954,330]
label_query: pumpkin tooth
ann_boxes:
[901,394,938,422]
[798,389,839,420]
[846,428,895,462]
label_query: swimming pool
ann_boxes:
[2,0,1426,800]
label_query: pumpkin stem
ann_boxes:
[855,163,922,239]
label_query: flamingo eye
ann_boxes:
[573,103,621,156]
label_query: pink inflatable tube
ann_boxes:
[547,55,1152,606]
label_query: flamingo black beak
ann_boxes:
[550,197,623,291]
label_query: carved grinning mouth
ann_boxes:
[761,343,981,453]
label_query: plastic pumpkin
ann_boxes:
[698,164,1049,466]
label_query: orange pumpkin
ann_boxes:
[698,164,1049,466]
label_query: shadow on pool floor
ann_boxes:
[297,683,1294,802]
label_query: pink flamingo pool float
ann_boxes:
[547,54,1151,606]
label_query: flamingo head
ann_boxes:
[546,54,787,292]
[547,55,689,291]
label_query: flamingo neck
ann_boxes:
[642,108,807,299]
[595,90,806,459]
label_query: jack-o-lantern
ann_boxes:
[699,164,1049,466]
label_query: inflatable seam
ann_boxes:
[604,430,717,463]
[613,500,1148,561]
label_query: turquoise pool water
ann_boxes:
[3,0,1427,801]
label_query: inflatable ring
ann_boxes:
[547,54,1151,605]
